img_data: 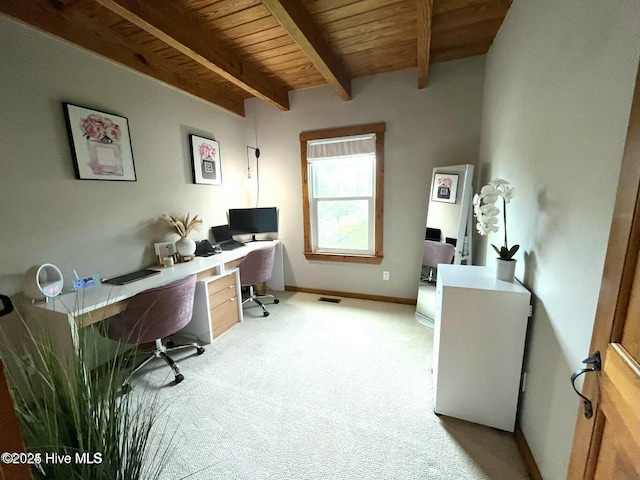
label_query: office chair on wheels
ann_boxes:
[422,240,455,283]
[106,274,203,387]
[238,245,279,317]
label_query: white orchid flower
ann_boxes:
[472,178,519,261]
[480,184,497,195]
[481,193,499,204]
[480,204,500,216]
[490,178,509,188]
[502,186,514,203]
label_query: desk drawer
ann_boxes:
[207,273,235,296]
[211,296,239,337]
[196,267,220,282]
[209,282,236,310]
[225,259,243,270]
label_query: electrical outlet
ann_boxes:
[383,271,390,281]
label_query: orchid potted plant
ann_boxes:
[472,179,519,280]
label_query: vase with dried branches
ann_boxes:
[161,213,202,259]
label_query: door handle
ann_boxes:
[570,351,601,419]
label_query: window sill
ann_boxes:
[303,252,383,264]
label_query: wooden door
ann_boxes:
[0,360,32,480]
[567,60,640,478]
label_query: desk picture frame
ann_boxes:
[63,103,137,181]
[432,173,459,203]
[190,134,222,185]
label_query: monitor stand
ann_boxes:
[248,235,271,242]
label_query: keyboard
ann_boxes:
[219,240,245,251]
[103,269,160,285]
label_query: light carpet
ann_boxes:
[133,291,530,480]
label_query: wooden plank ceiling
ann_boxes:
[1,0,511,116]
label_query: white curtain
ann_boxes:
[307,134,376,160]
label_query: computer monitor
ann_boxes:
[228,207,278,241]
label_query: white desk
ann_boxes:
[3,240,283,361]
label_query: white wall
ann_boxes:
[479,1,640,478]
[0,16,250,295]
[246,58,485,299]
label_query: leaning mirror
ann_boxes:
[416,164,474,325]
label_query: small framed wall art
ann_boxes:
[189,134,222,185]
[432,173,459,203]
[63,103,137,181]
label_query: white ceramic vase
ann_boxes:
[496,259,517,282]
[176,237,196,257]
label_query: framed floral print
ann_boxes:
[63,103,137,181]
[431,173,459,203]
[189,134,222,185]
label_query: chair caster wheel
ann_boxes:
[196,347,205,355]
[274,299,280,304]
[166,339,176,348]
[263,311,270,317]
[174,374,184,384]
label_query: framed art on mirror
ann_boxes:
[189,134,222,185]
[63,103,137,181]
[432,173,459,203]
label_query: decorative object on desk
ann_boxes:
[472,178,519,282]
[176,238,196,259]
[23,263,64,301]
[162,256,174,268]
[431,173,459,203]
[161,213,202,260]
[189,134,222,185]
[63,103,136,181]
[154,241,177,266]
[2,302,173,479]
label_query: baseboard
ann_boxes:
[514,423,543,480]
[284,285,416,305]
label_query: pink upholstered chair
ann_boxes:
[422,240,455,283]
[106,274,203,386]
[238,245,279,317]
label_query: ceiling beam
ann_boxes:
[417,0,434,89]
[93,0,290,111]
[0,0,245,116]
[261,0,351,101]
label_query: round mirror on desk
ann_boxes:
[23,263,64,301]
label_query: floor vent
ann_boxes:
[318,297,341,303]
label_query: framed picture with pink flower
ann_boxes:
[189,134,222,186]
[63,103,136,181]
[432,173,459,203]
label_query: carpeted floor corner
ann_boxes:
[134,291,530,480]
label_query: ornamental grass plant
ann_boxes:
[2,301,174,480]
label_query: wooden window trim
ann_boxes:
[300,122,385,264]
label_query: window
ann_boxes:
[300,123,385,264]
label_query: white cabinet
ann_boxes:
[433,265,531,432]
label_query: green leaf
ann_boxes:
[493,244,519,260]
